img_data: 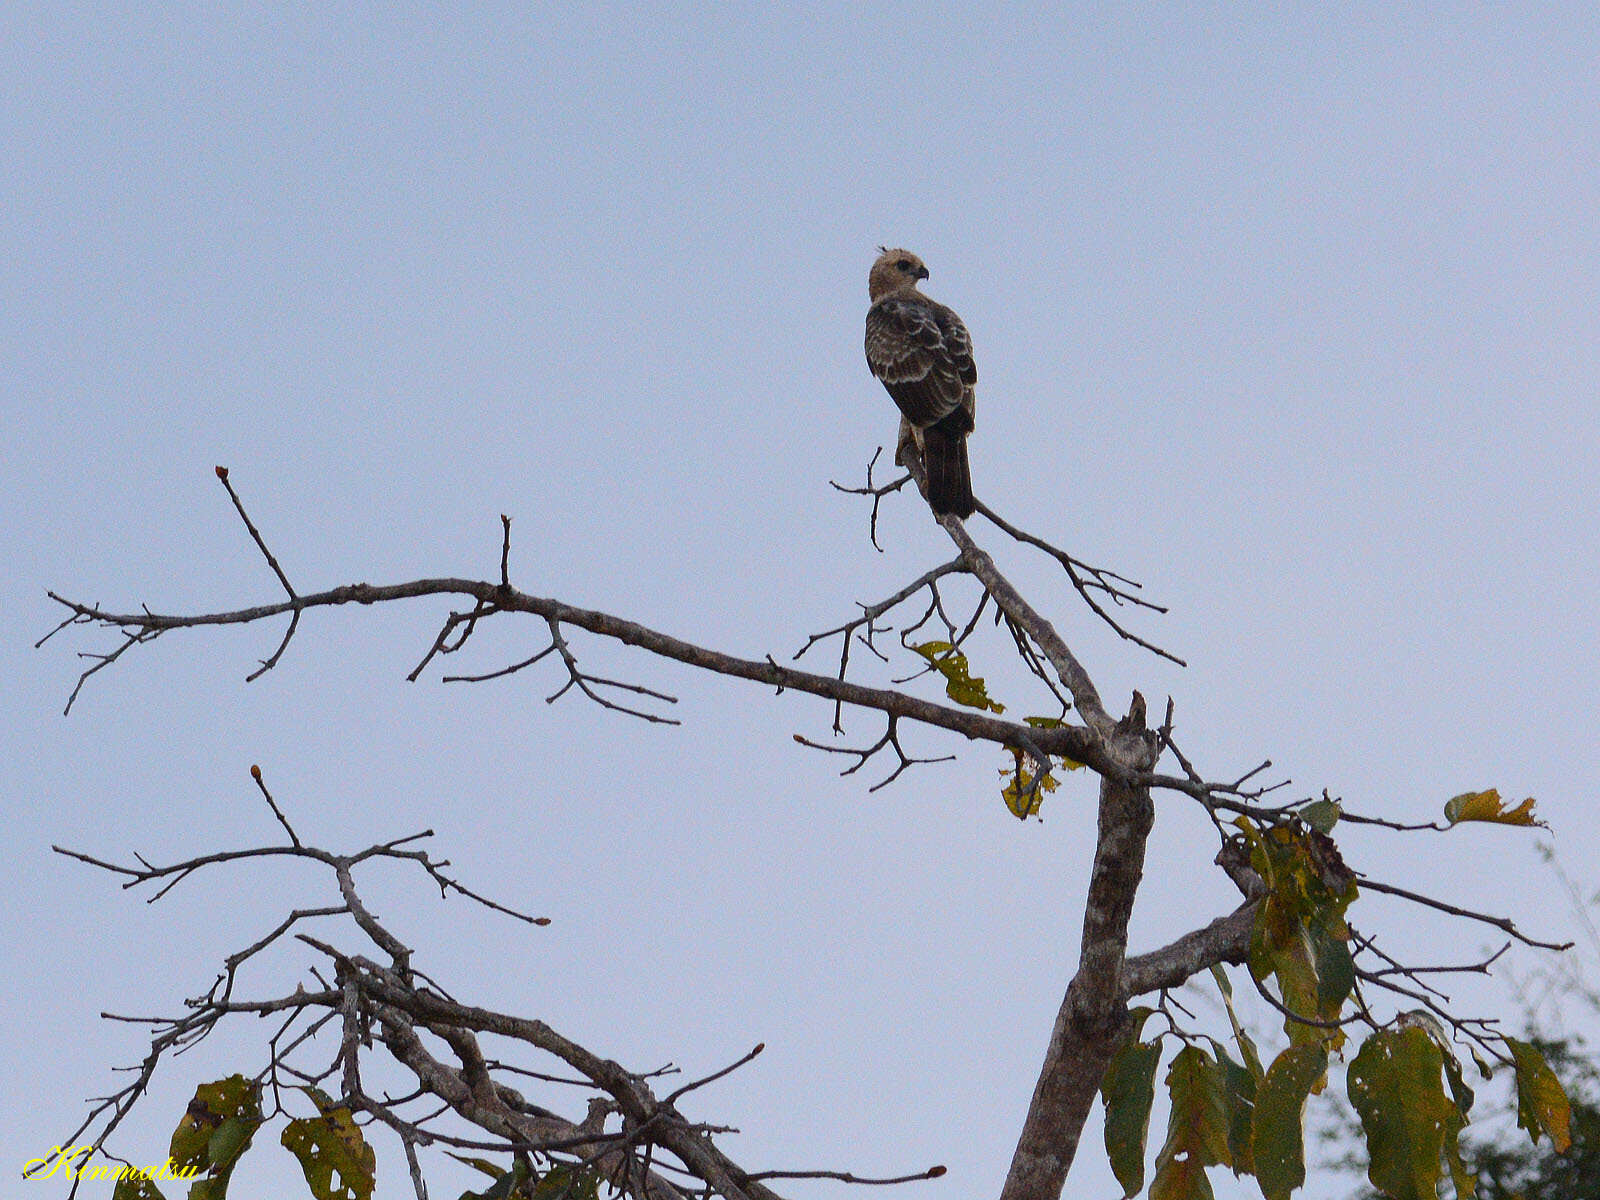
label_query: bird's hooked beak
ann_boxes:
[914,264,930,281]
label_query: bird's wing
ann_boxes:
[866,296,975,429]
[932,302,977,429]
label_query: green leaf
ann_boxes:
[207,1117,256,1172]
[1442,1052,1476,1117]
[1250,912,1322,1048]
[1209,1044,1258,1178]
[281,1088,377,1200]
[1441,1060,1477,1199]
[1210,965,1264,1081]
[1470,1046,1494,1080]
[169,1076,261,1168]
[1150,1046,1230,1200]
[909,642,1004,713]
[1507,1037,1574,1152]
[1311,923,1355,1018]
[167,1075,263,1200]
[1251,1043,1328,1200]
[458,1157,530,1200]
[1443,788,1543,827]
[1101,1030,1162,1197]
[1348,1028,1458,1200]
[1239,821,1356,1048]
[532,1164,601,1200]
[1299,799,1341,834]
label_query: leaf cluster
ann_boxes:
[111,1076,608,1200]
[1098,811,1573,1200]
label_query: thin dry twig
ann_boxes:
[215,466,305,681]
[829,446,911,552]
[663,1043,765,1105]
[793,716,957,791]
[972,498,1184,667]
[747,1166,948,1186]
[1359,876,1573,953]
[793,557,967,732]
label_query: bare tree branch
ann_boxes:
[45,580,1123,775]
[973,498,1184,667]
[830,446,911,552]
[36,465,1571,1200]
[793,715,957,791]
[1359,876,1573,952]
[1121,905,1257,997]
[48,821,802,1200]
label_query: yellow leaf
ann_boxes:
[1507,1038,1573,1153]
[1443,789,1543,828]
[1000,766,1055,818]
[910,642,1005,713]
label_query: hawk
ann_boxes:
[865,247,977,518]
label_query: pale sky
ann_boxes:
[5,7,1598,1199]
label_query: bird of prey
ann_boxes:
[865,247,977,518]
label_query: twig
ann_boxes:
[252,763,301,847]
[1359,876,1573,952]
[442,643,557,684]
[541,618,682,725]
[43,581,1112,775]
[747,1166,947,1186]
[793,557,967,732]
[829,447,910,552]
[793,716,957,791]
[58,624,163,715]
[215,466,304,681]
[972,498,1184,667]
[664,1043,765,1105]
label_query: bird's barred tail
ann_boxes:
[921,424,975,518]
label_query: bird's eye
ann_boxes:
[896,259,913,272]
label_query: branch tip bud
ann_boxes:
[215,466,228,479]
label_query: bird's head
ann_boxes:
[869,247,930,300]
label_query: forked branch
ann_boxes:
[45,781,945,1200]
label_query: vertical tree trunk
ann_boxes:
[1000,698,1156,1200]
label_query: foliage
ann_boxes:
[1442,791,1543,829]
[451,1154,604,1200]
[909,641,1005,714]
[1323,1033,1597,1200]
[1467,1035,1599,1200]
[1091,794,1576,1200]
[167,1075,264,1200]
[105,1079,609,1200]
[280,1088,377,1200]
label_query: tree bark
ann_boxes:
[999,697,1157,1200]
